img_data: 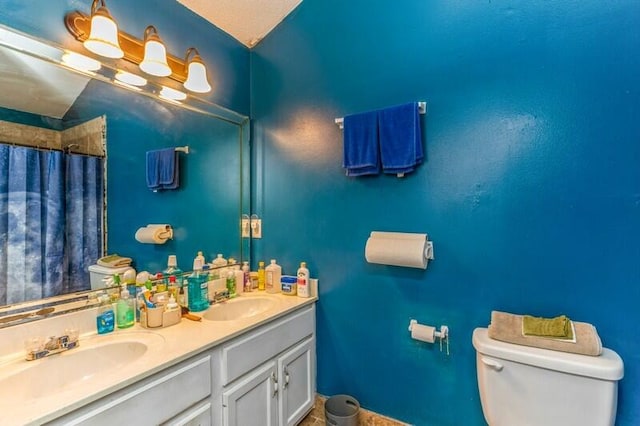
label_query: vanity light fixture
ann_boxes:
[115,70,147,87]
[139,26,172,77]
[159,86,187,101]
[65,4,213,93]
[61,51,102,72]
[183,48,212,93]
[82,0,124,59]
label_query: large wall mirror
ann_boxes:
[0,24,250,323]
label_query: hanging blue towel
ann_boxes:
[378,102,423,175]
[342,110,380,176]
[146,148,179,191]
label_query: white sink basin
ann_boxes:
[0,331,164,399]
[203,296,277,321]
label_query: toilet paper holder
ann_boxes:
[408,319,450,355]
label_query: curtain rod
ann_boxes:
[0,140,105,158]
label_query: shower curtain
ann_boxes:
[0,145,104,304]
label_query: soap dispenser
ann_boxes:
[116,285,135,329]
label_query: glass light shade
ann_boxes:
[140,39,171,77]
[184,60,211,93]
[83,13,124,59]
[62,52,101,72]
[115,70,147,86]
[159,86,187,101]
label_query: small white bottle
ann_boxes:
[265,259,282,294]
[296,262,310,298]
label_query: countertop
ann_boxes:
[0,292,317,425]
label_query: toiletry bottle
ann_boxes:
[163,254,182,286]
[265,259,282,294]
[96,293,115,334]
[116,285,135,328]
[178,284,187,307]
[297,262,310,298]
[226,269,237,297]
[166,294,179,311]
[196,251,206,266]
[211,253,227,279]
[242,261,251,292]
[168,275,179,301]
[187,258,209,312]
[257,261,266,291]
[156,272,166,292]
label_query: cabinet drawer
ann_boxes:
[221,305,314,385]
[48,355,212,425]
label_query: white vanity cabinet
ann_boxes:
[46,354,213,426]
[39,301,315,426]
[219,304,316,426]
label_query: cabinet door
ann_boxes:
[223,361,278,426]
[278,337,316,426]
[162,400,212,426]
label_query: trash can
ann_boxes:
[324,394,360,426]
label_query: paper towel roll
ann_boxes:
[411,323,436,343]
[135,225,171,244]
[365,232,428,269]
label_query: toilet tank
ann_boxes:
[472,327,623,426]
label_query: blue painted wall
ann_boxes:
[250,1,640,424]
[65,80,243,274]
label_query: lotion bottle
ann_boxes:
[296,262,310,298]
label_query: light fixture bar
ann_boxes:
[65,10,188,83]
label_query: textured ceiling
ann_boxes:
[177,0,303,47]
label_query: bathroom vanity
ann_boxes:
[0,294,316,426]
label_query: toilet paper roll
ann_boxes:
[135,225,171,244]
[411,324,436,343]
[365,232,428,269]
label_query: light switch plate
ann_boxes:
[241,217,250,238]
[251,219,262,239]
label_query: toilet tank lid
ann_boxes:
[473,328,624,381]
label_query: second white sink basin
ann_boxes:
[0,331,164,399]
[203,296,277,321]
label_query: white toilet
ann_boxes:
[472,327,624,426]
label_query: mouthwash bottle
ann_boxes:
[187,258,209,312]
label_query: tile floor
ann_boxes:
[299,395,408,426]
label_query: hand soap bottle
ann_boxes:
[116,285,135,328]
[96,293,115,334]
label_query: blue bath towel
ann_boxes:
[146,148,179,191]
[342,110,380,176]
[378,102,423,175]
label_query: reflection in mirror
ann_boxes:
[0,24,249,324]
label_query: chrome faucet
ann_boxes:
[25,330,79,361]
[212,290,230,303]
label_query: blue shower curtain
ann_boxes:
[0,145,104,304]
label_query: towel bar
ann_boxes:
[335,101,426,129]
[175,146,189,154]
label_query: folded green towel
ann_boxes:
[523,315,573,338]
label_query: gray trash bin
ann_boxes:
[324,394,360,426]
